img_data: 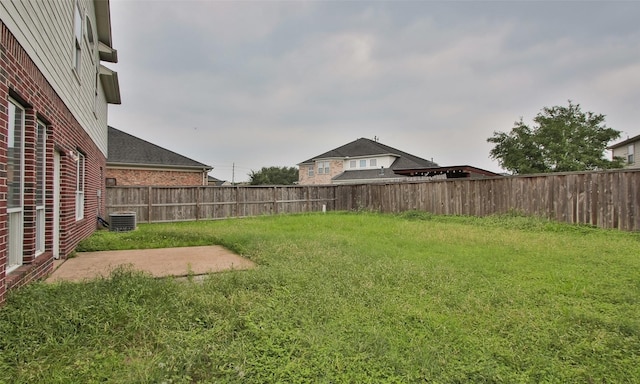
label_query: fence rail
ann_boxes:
[106,169,640,231]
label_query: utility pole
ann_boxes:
[232,162,235,185]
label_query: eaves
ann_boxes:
[107,162,213,172]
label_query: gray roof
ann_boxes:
[300,137,438,170]
[107,126,212,170]
[332,168,409,181]
[207,175,226,186]
[608,133,640,149]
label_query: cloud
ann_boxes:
[108,0,640,182]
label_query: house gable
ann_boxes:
[301,138,437,166]
[298,138,437,185]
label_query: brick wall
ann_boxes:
[298,159,344,185]
[106,168,206,186]
[1,22,107,304]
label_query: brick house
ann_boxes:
[208,175,227,186]
[298,138,439,185]
[0,0,120,303]
[299,137,500,185]
[608,134,639,169]
[107,126,213,186]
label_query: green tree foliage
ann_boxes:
[248,166,299,185]
[488,101,624,174]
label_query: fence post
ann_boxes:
[235,186,240,218]
[196,187,201,221]
[273,186,278,214]
[147,186,153,223]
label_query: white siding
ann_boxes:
[343,155,397,170]
[0,0,110,155]
[612,140,640,169]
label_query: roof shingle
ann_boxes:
[107,126,212,170]
[300,137,437,170]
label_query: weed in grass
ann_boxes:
[398,210,434,221]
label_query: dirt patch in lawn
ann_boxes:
[46,245,255,283]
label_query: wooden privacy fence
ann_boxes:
[106,185,337,223]
[106,169,640,231]
[336,169,640,231]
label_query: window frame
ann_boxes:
[35,120,47,256]
[85,15,95,57]
[73,2,83,75]
[628,144,635,165]
[7,98,25,272]
[7,99,24,210]
[359,159,367,168]
[76,151,85,221]
[317,161,330,175]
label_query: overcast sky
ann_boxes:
[108,0,640,182]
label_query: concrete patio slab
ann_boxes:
[46,245,255,283]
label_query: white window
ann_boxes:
[628,144,635,164]
[76,152,85,220]
[370,159,377,167]
[350,160,356,168]
[85,16,95,54]
[308,166,314,177]
[87,15,99,115]
[360,159,367,168]
[73,2,82,73]
[35,121,47,255]
[317,161,329,175]
[7,99,25,272]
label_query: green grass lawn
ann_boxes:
[1,212,639,383]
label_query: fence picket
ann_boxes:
[106,170,640,231]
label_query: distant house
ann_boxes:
[298,138,500,185]
[107,127,213,186]
[1,0,120,301]
[208,176,228,186]
[608,134,639,169]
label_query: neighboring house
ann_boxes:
[299,138,500,185]
[208,176,229,186]
[1,0,120,302]
[608,134,639,169]
[107,126,213,186]
[298,137,439,185]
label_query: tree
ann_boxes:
[248,166,299,185]
[487,101,624,174]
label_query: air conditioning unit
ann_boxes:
[109,212,136,232]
